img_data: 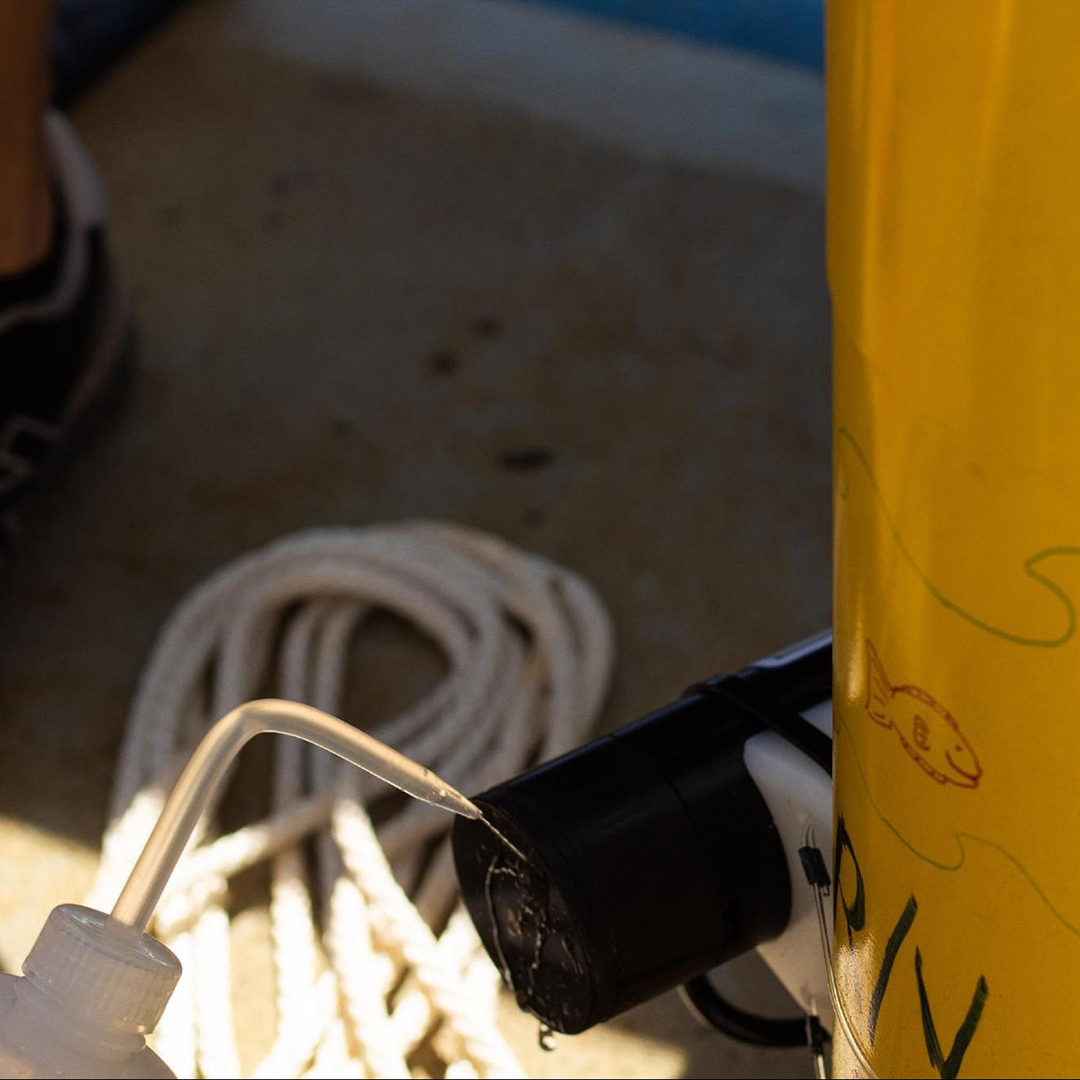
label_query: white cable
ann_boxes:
[88,522,615,1079]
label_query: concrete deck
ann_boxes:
[0,3,829,1076]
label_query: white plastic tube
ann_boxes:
[110,699,481,933]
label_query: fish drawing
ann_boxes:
[864,639,982,788]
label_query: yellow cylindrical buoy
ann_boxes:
[829,2,1080,1076]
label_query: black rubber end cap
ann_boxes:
[452,694,792,1034]
[453,805,597,1033]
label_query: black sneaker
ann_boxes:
[0,112,131,549]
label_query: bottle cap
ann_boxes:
[23,905,181,1034]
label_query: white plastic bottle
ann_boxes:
[0,904,179,1078]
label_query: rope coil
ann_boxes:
[88,522,615,1079]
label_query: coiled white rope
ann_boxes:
[87,522,615,1079]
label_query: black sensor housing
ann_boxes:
[452,633,832,1033]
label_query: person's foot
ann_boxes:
[0,112,130,550]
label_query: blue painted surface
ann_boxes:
[54,0,823,109]
[518,0,824,70]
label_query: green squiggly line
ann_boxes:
[838,426,1080,647]
[837,711,1080,939]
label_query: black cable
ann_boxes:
[695,674,833,776]
[680,975,809,1048]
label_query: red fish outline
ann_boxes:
[864,639,982,789]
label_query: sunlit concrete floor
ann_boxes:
[0,2,830,1077]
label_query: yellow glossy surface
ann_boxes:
[829,3,1080,1076]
